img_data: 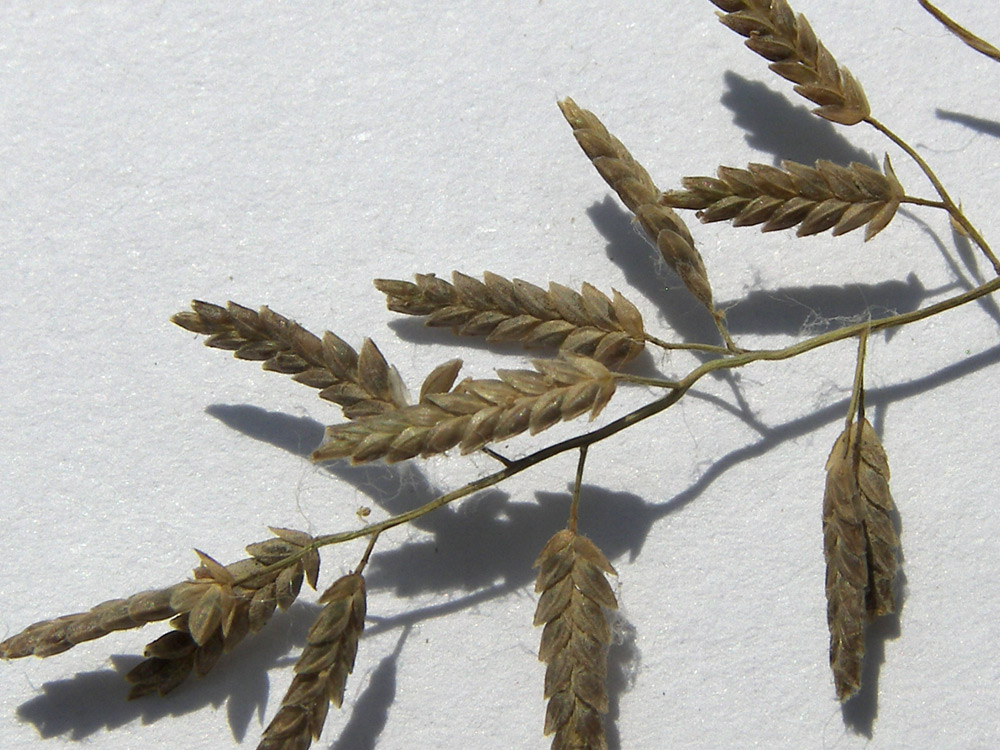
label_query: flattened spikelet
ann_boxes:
[171,301,409,418]
[375,272,646,369]
[661,156,903,241]
[823,419,900,700]
[534,529,618,750]
[710,0,871,125]
[258,573,366,750]
[311,354,617,464]
[557,97,717,314]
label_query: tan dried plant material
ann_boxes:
[0,528,319,700]
[258,572,366,750]
[661,156,904,241]
[311,353,616,464]
[172,300,409,419]
[534,529,618,750]
[823,419,900,701]
[709,0,871,125]
[556,97,718,317]
[918,0,1000,63]
[375,271,646,368]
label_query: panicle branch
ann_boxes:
[375,271,646,368]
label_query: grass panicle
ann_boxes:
[311,354,617,464]
[257,572,367,750]
[9,2,1000,747]
[823,419,900,701]
[375,271,646,368]
[534,529,618,750]
[709,0,870,125]
[660,156,903,241]
[172,300,409,419]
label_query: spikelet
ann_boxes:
[709,0,870,125]
[660,156,904,241]
[311,354,617,464]
[172,300,409,419]
[557,97,717,316]
[823,419,900,700]
[257,573,367,750]
[375,272,646,368]
[533,529,618,750]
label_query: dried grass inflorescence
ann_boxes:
[534,529,618,750]
[258,573,366,750]
[0,528,319,699]
[823,419,900,700]
[311,354,616,464]
[375,271,646,368]
[709,0,870,125]
[556,96,717,318]
[661,156,904,241]
[10,1,1000,747]
[172,300,409,419]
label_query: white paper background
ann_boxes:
[2,1,999,748]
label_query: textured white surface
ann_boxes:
[2,1,999,748]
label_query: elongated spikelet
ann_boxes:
[557,97,716,314]
[709,0,870,125]
[823,419,900,700]
[375,272,646,368]
[258,573,366,750]
[534,529,618,750]
[0,528,319,699]
[172,300,409,419]
[311,354,617,464]
[661,156,903,241]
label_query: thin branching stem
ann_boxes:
[355,531,380,575]
[568,446,589,533]
[918,0,1000,62]
[844,326,869,434]
[645,333,735,355]
[615,373,682,389]
[866,116,1000,273]
[902,196,948,209]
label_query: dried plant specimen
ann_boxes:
[375,272,646,368]
[661,156,904,241]
[4,1,1000,748]
[534,529,618,750]
[918,0,1000,62]
[823,418,900,700]
[709,0,870,125]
